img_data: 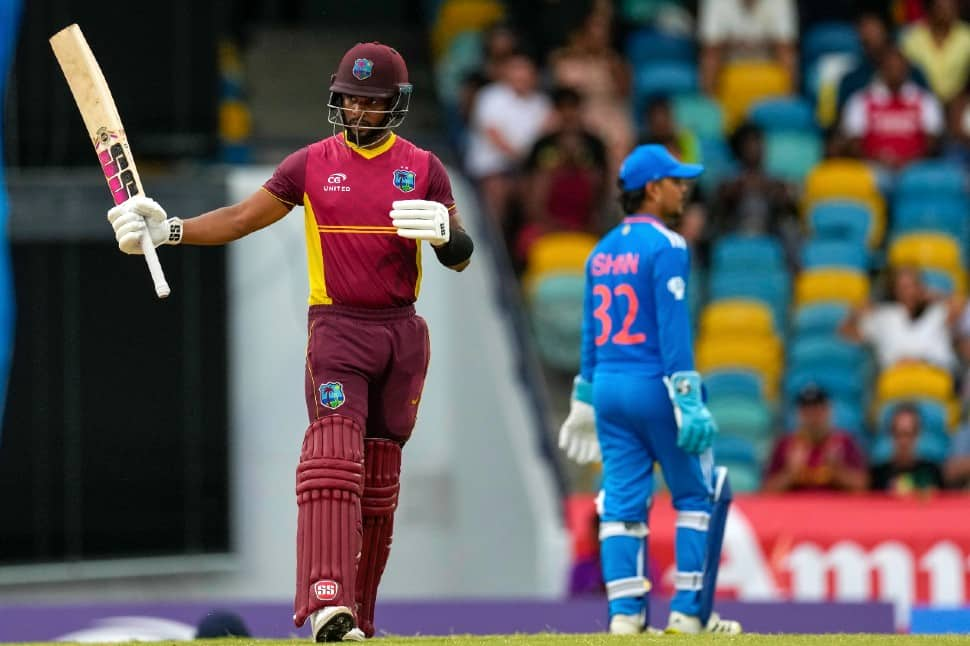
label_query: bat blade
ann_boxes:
[50,24,171,298]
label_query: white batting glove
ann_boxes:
[107,196,182,255]
[558,399,601,465]
[389,199,450,246]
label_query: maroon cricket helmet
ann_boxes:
[329,42,409,99]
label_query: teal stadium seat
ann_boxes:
[765,131,822,182]
[529,274,585,372]
[634,62,698,113]
[709,272,790,333]
[703,370,764,402]
[801,238,868,271]
[895,160,967,197]
[697,138,737,195]
[788,336,867,374]
[713,434,762,492]
[793,302,849,337]
[711,234,785,273]
[708,396,773,458]
[784,369,865,409]
[673,94,725,140]
[801,21,862,65]
[891,196,970,242]
[625,29,695,64]
[749,97,817,133]
[807,200,873,245]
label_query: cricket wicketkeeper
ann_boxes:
[107,41,473,642]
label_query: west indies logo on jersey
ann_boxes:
[319,381,346,409]
[393,168,416,192]
[352,58,374,80]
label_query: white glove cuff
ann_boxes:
[167,218,183,245]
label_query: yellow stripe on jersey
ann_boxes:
[303,195,332,305]
[341,132,397,159]
[415,240,423,299]
[317,225,397,234]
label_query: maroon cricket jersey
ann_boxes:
[263,133,457,307]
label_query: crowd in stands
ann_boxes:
[429,0,970,497]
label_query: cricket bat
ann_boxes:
[49,24,171,298]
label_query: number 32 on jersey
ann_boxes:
[593,283,646,346]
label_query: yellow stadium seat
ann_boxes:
[794,269,869,308]
[700,299,775,338]
[888,232,964,274]
[431,0,505,60]
[522,232,598,293]
[801,160,886,246]
[875,362,954,405]
[695,336,783,389]
[717,61,792,131]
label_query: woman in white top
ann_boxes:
[840,266,963,372]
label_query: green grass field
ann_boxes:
[10,635,968,646]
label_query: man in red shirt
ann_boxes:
[842,47,943,169]
[762,384,869,493]
[106,42,473,642]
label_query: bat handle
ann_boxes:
[140,232,171,298]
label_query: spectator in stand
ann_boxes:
[901,0,970,105]
[637,95,701,164]
[480,22,522,82]
[840,266,960,373]
[943,419,970,489]
[465,53,551,229]
[711,122,799,264]
[842,47,944,171]
[835,11,930,117]
[762,384,869,493]
[870,402,945,494]
[516,87,608,265]
[548,5,633,179]
[697,0,798,96]
[943,75,970,163]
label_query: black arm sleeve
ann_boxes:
[432,227,474,267]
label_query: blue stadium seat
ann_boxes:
[801,239,868,271]
[709,397,773,458]
[793,302,850,337]
[709,272,790,331]
[748,97,817,133]
[788,336,867,372]
[697,137,737,195]
[714,433,760,467]
[922,269,956,295]
[528,274,584,372]
[765,131,822,182]
[673,94,724,140]
[704,369,764,402]
[869,431,950,464]
[626,29,695,65]
[807,200,873,245]
[634,62,698,111]
[711,234,786,273]
[895,160,967,197]
[801,21,861,65]
[891,196,969,241]
[784,369,865,407]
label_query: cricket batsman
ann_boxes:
[106,42,473,642]
[558,144,740,635]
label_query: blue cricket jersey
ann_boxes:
[579,214,695,381]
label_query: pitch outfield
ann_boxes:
[11,636,966,645]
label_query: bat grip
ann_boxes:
[140,232,171,298]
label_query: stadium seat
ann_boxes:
[875,363,954,406]
[808,52,858,125]
[794,269,869,308]
[434,30,484,103]
[869,431,950,464]
[717,61,792,131]
[895,160,967,197]
[431,0,505,59]
[713,435,763,492]
[697,137,737,195]
[888,231,964,272]
[700,299,775,338]
[801,239,868,272]
[807,200,874,247]
[765,131,822,182]
[634,62,698,112]
[792,302,850,337]
[696,336,783,390]
[784,368,865,407]
[801,22,862,65]
[522,232,597,293]
[708,397,773,457]
[703,369,765,402]
[891,196,970,242]
[619,0,671,24]
[783,396,866,435]
[625,29,695,65]
[788,336,867,374]
[708,272,790,333]
[673,94,724,140]
[748,97,817,133]
[528,273,585,372]
[802,160,886,246]
[710,234,786,273]
[922,269,956,296]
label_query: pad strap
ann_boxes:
[355,439,402,637]
[606,576,652,600]
[293,416,364,628]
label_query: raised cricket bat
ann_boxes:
[49,24,171,298]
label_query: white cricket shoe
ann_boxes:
[311,606,355,642]
[609,614,663,635]
[342,627,366,641]
[665,610,742,634]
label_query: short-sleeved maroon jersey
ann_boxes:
[263,133,457,307]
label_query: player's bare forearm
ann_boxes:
[182,189,290,245]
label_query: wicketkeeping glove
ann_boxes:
[389,199,450,246]
[107,196,182,255]
[664,370,718,454]
[558,376,601,464]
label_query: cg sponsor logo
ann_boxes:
[324,172,350,192]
